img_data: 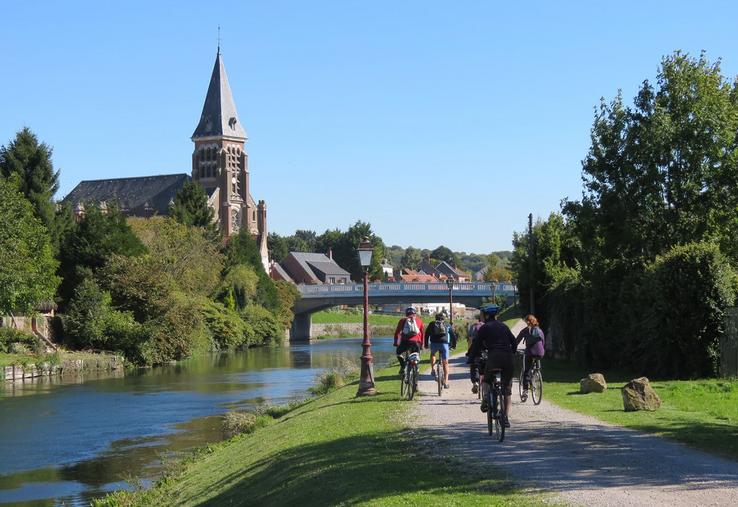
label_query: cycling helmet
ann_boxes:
[405,307,417,316]
[480,304,500,317]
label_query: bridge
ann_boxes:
[290,281,516,341]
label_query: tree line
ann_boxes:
[510,52,738,379]
[0,128,298,365]
[269,229,513,282]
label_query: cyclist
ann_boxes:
[516,314,545,402]
[467,314,483,351]
[467,304,516,428]
[394,307,425,376]
[424,313,456,389]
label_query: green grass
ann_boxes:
[0,352,37,367]
[541,358,738,460]
[498,303,523,329]
[96,363,548,506]
[312,310,400,325]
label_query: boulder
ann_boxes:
[580,373,607,393]
[622,377,661,411]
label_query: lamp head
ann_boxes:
[357,238,373,269]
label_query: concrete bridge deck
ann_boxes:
[290,282,516,341]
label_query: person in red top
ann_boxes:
[394,307,425,375]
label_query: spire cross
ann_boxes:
[217,26,221,55]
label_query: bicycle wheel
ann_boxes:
[400,367,407,398]
[497,394,506,442]
[531,368,543,405]
[407,367,417,400]
[518,365,525,401]
[486,391,495,437]
[436,360,443,396]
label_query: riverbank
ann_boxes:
[311,323,395,339]
[96,363,545,506]
[0,350,124,381]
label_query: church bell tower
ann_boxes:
[191,48,251,238]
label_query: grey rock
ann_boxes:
[622,376,661,411]
[580,373,607,393]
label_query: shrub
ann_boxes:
[241,305,283,346]
[639,242,736,378]
[310,358,360,395]
[222,411,270,438]
[0,327,40,353]
[139,295,207,365]
[201,300,248,349]
[63,277,143,353]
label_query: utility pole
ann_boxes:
[528,213,535,315]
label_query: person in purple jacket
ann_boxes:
[516,314,545,402]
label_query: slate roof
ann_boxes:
[192,51,247,140]
[285,252,351,283]
[306,260,351,277]
[62,174,190,216]
[270,262,294,283]
[436,261,471,279]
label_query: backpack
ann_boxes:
[402,318,420,339]
[525,327,543,348]
[430,321,449,343]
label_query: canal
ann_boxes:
[0,337,396,506]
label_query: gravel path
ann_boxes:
[414,334,738,506]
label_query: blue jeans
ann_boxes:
[430,342,450,360]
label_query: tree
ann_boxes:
[0,178,59,314]
[400,246,422,270]
[0,127,59,230]
[573,51,738,266]
[128,217,223,297]
[170,180,219,241]
[267,233,289,262]
[293,230,317,252]
[430,245,461,267]
[57,203,146,306]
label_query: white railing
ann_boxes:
[297,282,516,296]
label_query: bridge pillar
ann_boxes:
[290,313,312,342]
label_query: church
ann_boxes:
[63,49,269,269]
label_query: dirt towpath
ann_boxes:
[414,334,738,506]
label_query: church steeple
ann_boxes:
[192,50,247,140]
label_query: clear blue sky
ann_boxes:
[3,1,738,254]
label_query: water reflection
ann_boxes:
[0,337,395,506]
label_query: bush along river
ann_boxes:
[0,337,397,506]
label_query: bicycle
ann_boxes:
[517,349,543,405]
[432,350,444,396]
[483,368,506,442]
[474,350,488,400]
[400,351,420,400]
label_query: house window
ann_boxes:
[329,277,335,284]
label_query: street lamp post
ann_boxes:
[357,239,376,396]
[445,278,454,324]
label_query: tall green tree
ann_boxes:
[0,178,59,314]
[430,245,461,267]
[0,128,59,231]
[267,233,289,262]
[571,51,738,266]
[57,203,146,306]
[400,246,422,270]
[170,180,219,241]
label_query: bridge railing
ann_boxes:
[297,282,516,296]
